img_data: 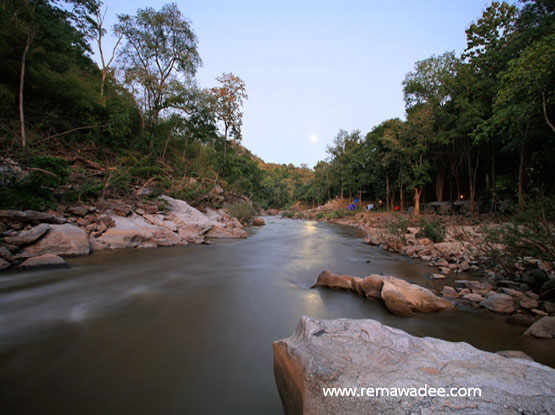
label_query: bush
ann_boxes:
[479,195,555,278]
[417,217,446,243]
[227,202,256,223]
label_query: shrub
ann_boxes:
[227,202,256,223]
[417,217,446,243]
[479,195,555,278]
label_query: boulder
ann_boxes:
[459,261,470,272]
[20,224,90,257]
[252,217,265,226]
[97,213,184,249]
[161,195,216,234]
[519,297,539,310]
[357,274,386,299]
[524,316,555,339]
[441,286,457,298]
[18,254,67,270]
[0,209,66,225]
[314,271,454,316]
[499,287,526,300]
[480,293,514,314]
[66,206,89,217]
[0,258,10,271]
[205,225,248,239]
[544,301,555,314]
[462,293,484,303]
[2,223,49,246]
[0,246,14,262]
[313,270,362,293]
[522,269,549,290]
[273,316,555,415]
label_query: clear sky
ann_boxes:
[95,0,513,167]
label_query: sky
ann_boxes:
[94,0,514,167]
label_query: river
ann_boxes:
[1,217,553,414]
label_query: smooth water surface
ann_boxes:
[1,217,553,414]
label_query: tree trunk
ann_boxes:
[435,164,444,202]
[414,187,422,216]
[223,126,228,163]
[100,70,107,96]
[19,32,33,153]
[491,147,496,213]
[518,142,527,210]
[400,183,404,212]
[340,171,344,200]
[385,175,390,211]
[467,149,480,214]
[390,185,396,210]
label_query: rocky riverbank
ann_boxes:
[0,195,251,271]
[313,270,555,339]
[273,316,555,415]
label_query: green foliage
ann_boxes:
[227,202,255,224]
[481,195,555,277]
[386,216,410,238]
[417,217,446,243]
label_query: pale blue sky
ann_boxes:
[95,0,515,167]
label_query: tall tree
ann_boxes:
[463,1,518,210]
[93,3,122,97]
[211,73,248,163]
[115,3,201,125]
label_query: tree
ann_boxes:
[93,3,122,96]
[115,3,201,125]
[403,51,458,203]
[463,1,518,210]
[403,106,433,216]
[1,0,99,153]
[211,73,248,163]
[494,32,555,207]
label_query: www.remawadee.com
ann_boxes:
[323,385,482,398]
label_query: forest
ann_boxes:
[0,0,553,214]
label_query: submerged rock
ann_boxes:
[273,316,555,415]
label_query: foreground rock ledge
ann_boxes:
[273,316,555,415]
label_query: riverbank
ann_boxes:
[280,202,555,335]
[0,195,253,271]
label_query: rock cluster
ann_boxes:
[313,270,454,316]
[273,316,555,415]
[0,196,248,271]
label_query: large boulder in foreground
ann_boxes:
[273,316,555,415]
[20,224,90,257]
[313,270,454,316]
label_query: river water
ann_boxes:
[1,217,553,414]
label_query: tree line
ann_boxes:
[294,0,554,215]
[0,1,553,213]
[0,0,278,208]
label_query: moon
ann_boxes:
[309,133,318,143]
